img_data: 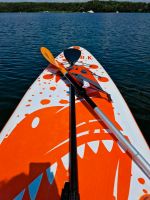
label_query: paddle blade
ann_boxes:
[40,47,67,75]
[64,48,81,65]
[40,47,56,66]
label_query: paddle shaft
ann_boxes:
[63,72,150,178]
[63,48,81,199]
[69,84,80,200]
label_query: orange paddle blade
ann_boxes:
[40,47,67,75]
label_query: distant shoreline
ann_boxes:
[0,1,150,13]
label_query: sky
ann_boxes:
[1,0,150,2]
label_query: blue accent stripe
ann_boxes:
[28,173,43,200]
[46,167,55,184]
[14,189,25,200]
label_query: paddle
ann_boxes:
[40,47,150,178]
[64,48,81,200]
[64,48,81,66]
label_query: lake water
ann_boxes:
[0,13,150,145]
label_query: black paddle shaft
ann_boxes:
[69,84,80,200]
[64,48,81,200]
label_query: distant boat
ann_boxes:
[87,10,94,13]
[116,11,119,13]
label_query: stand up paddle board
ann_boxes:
[0,46,149,200]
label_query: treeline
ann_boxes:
[0,1,150,13]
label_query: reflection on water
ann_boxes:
[0,13,150,145]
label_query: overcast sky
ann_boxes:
[1,0,150,2]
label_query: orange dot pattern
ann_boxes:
[50,86,56,91]
[89,64,98,69]
[98,77,109,82]
[59,99,69,104]
[40,99,51,105]
[138,178,145,184]
[43,74,54,80]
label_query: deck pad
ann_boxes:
[0,46,149,200]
